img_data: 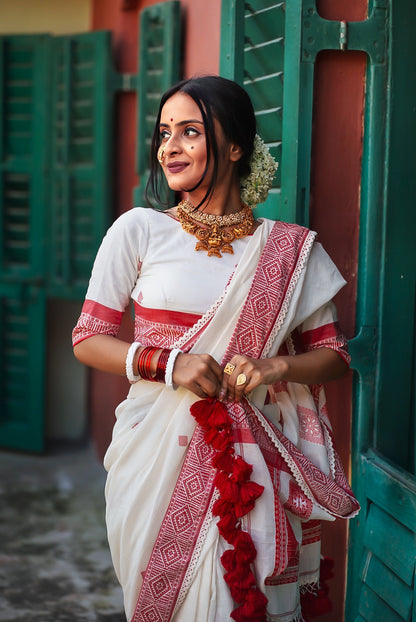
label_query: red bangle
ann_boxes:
[137,346,159,381]
[154,348,171,383]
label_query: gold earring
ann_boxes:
[158,147,165,164]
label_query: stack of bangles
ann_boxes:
[125,342,182,390]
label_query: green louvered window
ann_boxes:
[134,1,181,206]
[48,31,114,299]
[0,35,49,452]
[0,31,115,452]
[220,0,309,224]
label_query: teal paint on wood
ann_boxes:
[358,585,405,622]
[360,552,413,620]
[48,31,114,299]
[220,0,309,224]
[0,35,50,452]
[134,1,181,208]
[0,31,117,451]
[347,2,416,618]
[364,503,414,586]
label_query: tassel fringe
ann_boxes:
[190,398,267,622]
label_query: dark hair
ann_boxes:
[145,75,256,208]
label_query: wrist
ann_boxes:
[273,356,290,381]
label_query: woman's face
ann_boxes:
[158,91,233,197]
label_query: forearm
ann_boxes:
[73,335,133,375]
[274,347,349,385]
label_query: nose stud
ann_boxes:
[158,146,165,164]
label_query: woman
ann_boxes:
[73,76,359,622]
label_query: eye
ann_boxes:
[184,127,200,137]
[159,129,170,141]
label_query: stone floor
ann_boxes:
[0,444,125,621]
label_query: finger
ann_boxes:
[219,360,237,402]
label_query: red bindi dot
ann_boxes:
[170,118,173,122]
[191,146,194,149]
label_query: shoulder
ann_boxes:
[105,206,173,239]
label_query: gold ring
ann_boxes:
[224,362,236,375]
[157,147,165,163]
[236,373,247,386]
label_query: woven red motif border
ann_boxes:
[132,222,313,621]
[131,425,216,622]
[223,221,310,363]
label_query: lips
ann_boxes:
[167,162,189,173]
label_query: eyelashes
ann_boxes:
[159,126,201,141]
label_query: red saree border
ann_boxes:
[132,426,216,622]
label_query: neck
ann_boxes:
[186,179,242,216]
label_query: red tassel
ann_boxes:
[300,557,334,619]
[231,455,253,482]
[234,531,257,564]
[204,427,232,451]
[190,397,214,428]
[221,548,237,571]
[212,450,235,472]
[230,588,268,622]
[234,481,265,517]
[217,513,240,543]
[207,403,231,428]
[189,397,268,619]
[224,564,254,586]
[212,497,234,518]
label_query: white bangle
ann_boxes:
[165,348,182,390]
[126,342,141,383]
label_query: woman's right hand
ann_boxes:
[172,353,223,399]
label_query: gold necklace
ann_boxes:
[176,200,254,257]
[178,199,249,226]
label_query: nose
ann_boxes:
[163,131,182,157]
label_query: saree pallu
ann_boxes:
[104,219,359,622]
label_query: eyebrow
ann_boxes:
[159,119,204,127]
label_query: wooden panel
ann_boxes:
[364,503,414,585]
[358,585,405,622]
[0,284,45,452]
[365,453,416,533]
[135,1,181,206]
[48,31,113,299]
[360,552,412,620]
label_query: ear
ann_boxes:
[229,143,243,162]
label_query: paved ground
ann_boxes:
[0,444,125,621]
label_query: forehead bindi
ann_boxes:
[160,92,203,126]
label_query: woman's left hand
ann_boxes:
[218,355,288,403]
[218,348,349,403]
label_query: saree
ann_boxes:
[103,218,359,622]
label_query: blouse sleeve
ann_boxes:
[72,208,150,346]
[297,301,350,365]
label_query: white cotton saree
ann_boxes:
[103,218,359,622]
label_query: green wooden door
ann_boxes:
[0,32,115,452]
[0,35,50,452]
[347,1,416,619]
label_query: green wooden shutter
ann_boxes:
[0,35,50,452]
[134,0,181,207]
[220,0,308,224]
[47,31,114,299]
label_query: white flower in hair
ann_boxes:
[240,134,279,208]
